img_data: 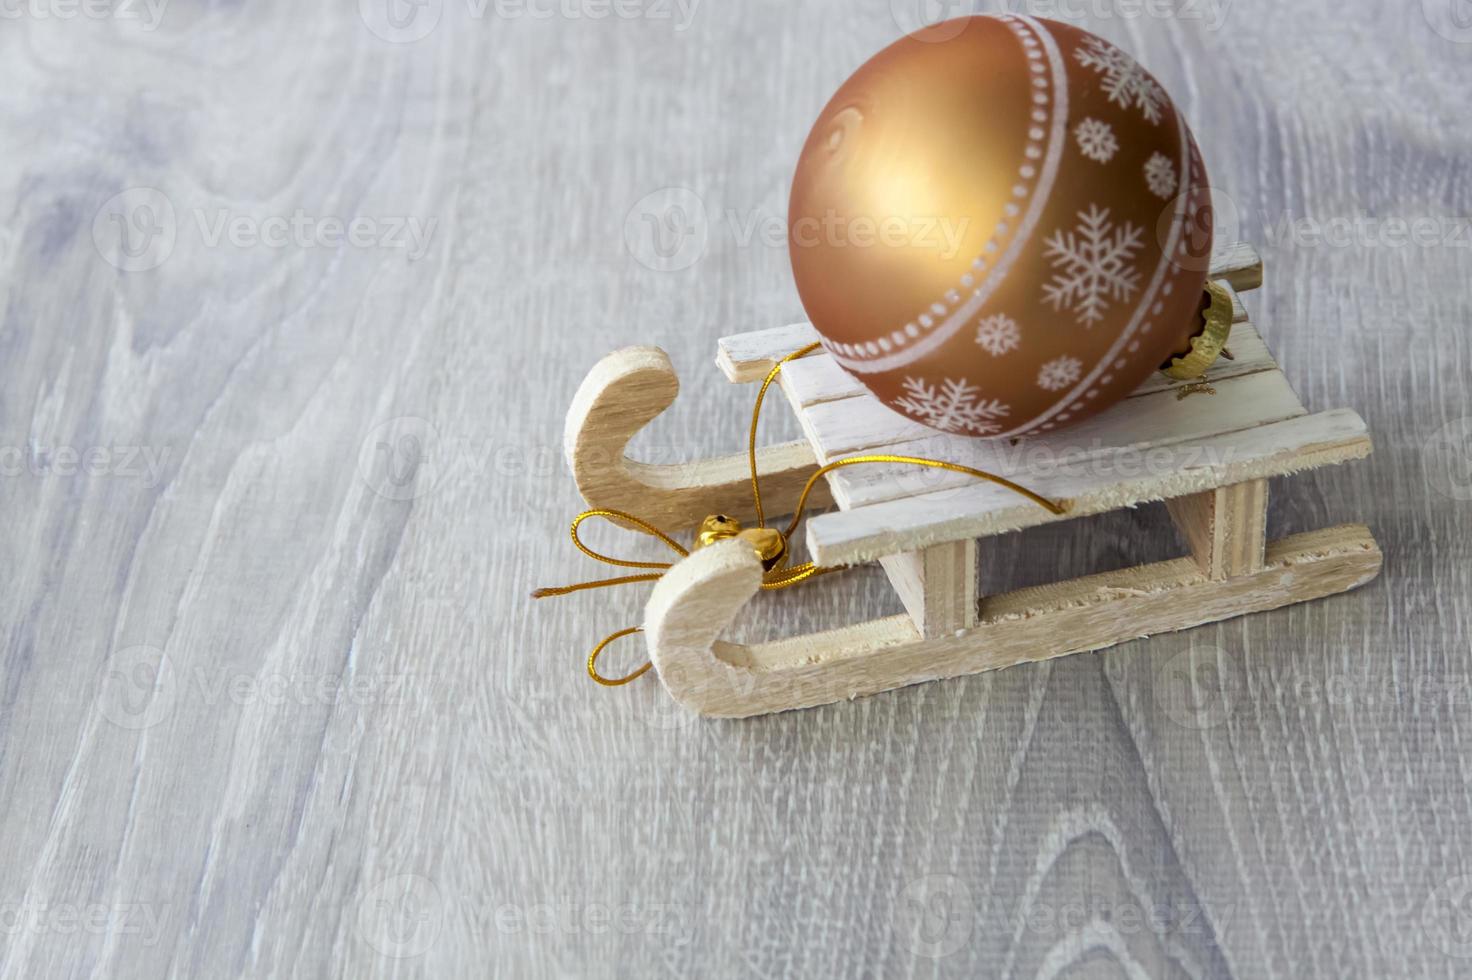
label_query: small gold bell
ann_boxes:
[695,514,743,551]
[694,515,787,571]
[737,527,787,570]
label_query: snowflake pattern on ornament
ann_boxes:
[1074,118,1118,163]
[974,314,1021,356]
[1041,204,1144,326]
[1036,355,1083,392]
[1144,152,1177,198]
[1074,36,1166,124]
[894,377,1010,436]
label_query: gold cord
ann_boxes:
[535,346,1066,687]
[748,342,822,528]
[587,627,651,686]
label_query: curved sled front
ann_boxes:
[563,345,829,530]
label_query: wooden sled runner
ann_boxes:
[565,244,1382,718]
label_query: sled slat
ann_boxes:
[716,322,819,383]
[804,409,1372,566]
[803,365,1306,485]
[820,323,1283,509]
[778,354,862,409]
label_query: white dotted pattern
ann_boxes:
[1027,131,1202,433]
[827,15,1058,369]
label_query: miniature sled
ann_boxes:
[564,243,1381,718]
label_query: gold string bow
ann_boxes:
[534,343,1066,687]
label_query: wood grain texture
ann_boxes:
[1167,479,1270,580]
[0,2,1469,978]
[879,540,980,638]
[565,344,829,528]
[806,408,1372,565]
[645,526,1382,719]
[794,348,1305,462]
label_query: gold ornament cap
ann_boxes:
[1161,280,1234,381]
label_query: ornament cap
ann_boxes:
[1162,279,1233,380]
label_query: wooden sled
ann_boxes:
[565,244,1381,718]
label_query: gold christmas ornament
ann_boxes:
[789,14,1217,438]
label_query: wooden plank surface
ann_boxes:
[802,361,1307,500]
[1,3,1469,978]
[806,409,1372,565]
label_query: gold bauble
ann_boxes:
[789,14,1215,438]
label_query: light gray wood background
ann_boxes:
[1,0,1469,976]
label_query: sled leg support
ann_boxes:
[1167,478,1269,581]
[880,542,979,638]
